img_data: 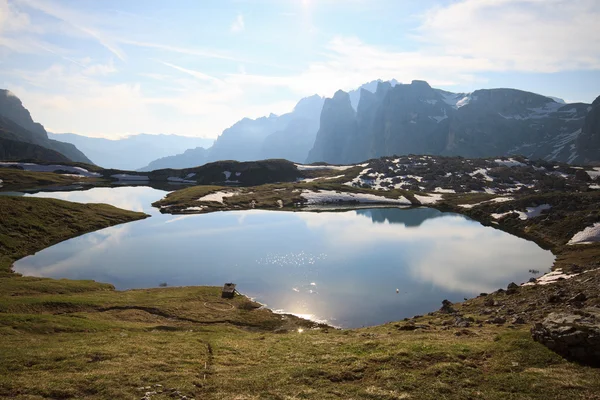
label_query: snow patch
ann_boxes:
[568,223,600,245]
[223,171,231,180]
[492,204,551,220]
[522,269,579,286]
[433,187,456,194]
[458,197,514,209]
[469,168,494,182]
[198,191,238,204]
[585,167,600,180]
[495,158,526,167]
[413,193,443,205]
[185,206,206,212]
[301,190,412,205]
[517,204,551,220]
[0,162,101,177]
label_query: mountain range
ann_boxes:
[1,81,598,170]
[48,132,213,170]
[307,80,598,165]
[138,80,392,171]
[143,80,598,169]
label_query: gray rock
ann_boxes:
[511,316,526,325]
[531,308,600,366]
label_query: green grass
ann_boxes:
[153,181,419,214]
[0,168,102,190]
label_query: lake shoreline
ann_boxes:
[2,190,600,397]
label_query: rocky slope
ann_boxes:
[0,90,92,163]
[307,80,597,165]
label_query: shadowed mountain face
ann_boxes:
[48,132,214,170]
[576,96,600,164]
[307,80,597,165]
[0,90,92,163]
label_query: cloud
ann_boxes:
[418,0,600,72]
[230,14,244,33]
[157,60,222,84]
[225,36,495,97]
[119,39,240,61]
[18,0,127,61]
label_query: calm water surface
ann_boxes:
[10,187,554,327]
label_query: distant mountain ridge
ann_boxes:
[49,132,214,170]
[143,80,597,171]
[307,80,597,165]
[0,90,92,163]
[140,80,394,170]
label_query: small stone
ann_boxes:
[511,316,526,324]
[484,298,495,307]
[528,277,537,283]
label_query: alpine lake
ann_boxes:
[4,186,554,328]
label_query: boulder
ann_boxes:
[531,308,600,366]
[440,299,455,314]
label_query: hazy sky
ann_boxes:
[1,0,599,139]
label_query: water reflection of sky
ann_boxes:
[11,187,555,328]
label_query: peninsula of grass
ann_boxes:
[0,168,102,191]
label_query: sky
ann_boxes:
[1,0,599,139]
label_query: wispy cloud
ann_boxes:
[157,60,222,84]
[18,0,127,61]
[119,39,240,61]
[230,14,244,33]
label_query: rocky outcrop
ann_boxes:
[306,90,357,164]
[531,309,600,365]
[576,95,600,164]
[0,90,92,163]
